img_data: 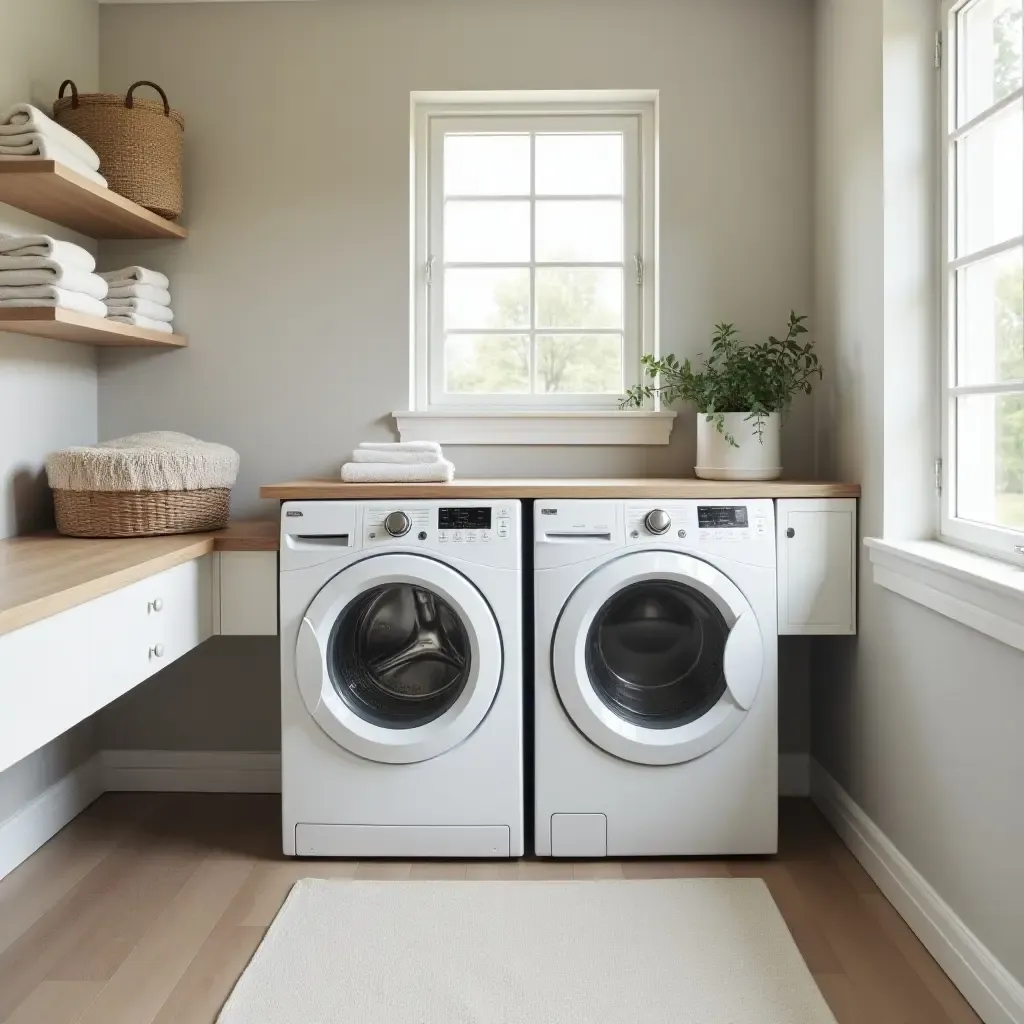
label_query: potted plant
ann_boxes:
[621,312,821,480]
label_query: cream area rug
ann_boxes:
[218,878,837,1023]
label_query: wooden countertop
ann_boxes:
[0,521,278,638]
[260,478,861,500]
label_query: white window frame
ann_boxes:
[939,0,1024,562]
[401,92,671,445]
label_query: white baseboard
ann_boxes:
[779,752,809,796]
[100,750,281,793]
[0,754,104,880]
[810,760,1024,1024]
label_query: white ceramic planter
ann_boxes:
[694,411,781,480]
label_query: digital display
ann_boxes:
[438,507,492,530]
[697,506,749,529]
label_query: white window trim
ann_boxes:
[938,0,1024,559]
[866,537,1024,652]
[400,90,672,446]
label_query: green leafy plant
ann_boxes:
[621,312,821,446]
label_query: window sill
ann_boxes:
[864,537,1024,653]
[392,409,676,446]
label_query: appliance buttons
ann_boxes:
[466,530,477,542]
[384,511,411,537]
[438,531,448,542]
[645,509,671,535]
[497,517,510,538]
[453,531,463,542]
[480,530,491,542]
[498,506,510,517]
[418,531,428,541]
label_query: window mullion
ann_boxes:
[529,130,538,397]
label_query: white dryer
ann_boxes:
[534,499,777,857]
[280,500,523,858]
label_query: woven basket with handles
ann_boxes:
[53,80,184,221]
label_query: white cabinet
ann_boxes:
[776,498,857,635]
[214,552,277,635]
[0,557,213,774]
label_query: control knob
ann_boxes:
[384,511,411,537]
[645,509,671,535]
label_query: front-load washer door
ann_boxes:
[552,550,763,766]
[295,553,503,764]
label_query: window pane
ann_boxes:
[957,100,1023,256]
[444,201,530,262]
[444,134,530,195]
[444,268,530,330]
[957,246,1024,384]
[958,0,1022,125]
[536,334,623,393]
[535,200,623,262]
[535,267,623,329]
[535,134,623,195]
[956,392,1024,530]
[445,334,530,393]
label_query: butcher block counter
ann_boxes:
[260,478,861,501]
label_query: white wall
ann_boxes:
[0,0,101,845]
[96,0,817,518]
[814,0,1024,988]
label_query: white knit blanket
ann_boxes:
[46,431,240,493]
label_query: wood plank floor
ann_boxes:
[0,795,982,1024]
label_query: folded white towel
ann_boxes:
[340,459,455,483]
[100,267,170,290]
[0,104,101,170]
[351,449,442,465]
[358,441,443,454]
[0,288,108,318]
[0,140,107,188]
[104,297,173,322]
[107,313,174,334]
[0,258,107,300]
[104,283,171,305]
[0,235,95,272]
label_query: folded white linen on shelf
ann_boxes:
[99,267,170,290]
[340,459,455,483]
[0,259,107,300]
[0,235,95,272]
[0,288,107,318]
[0,139,107,188]
[107,313,174,334]
[104,283,171,305]
[104,297,173,322]
[357,441,443,454]
[351,449,442,465]
[0,104,101,169]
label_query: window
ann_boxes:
[409,95,658,438]
[942,0,1024,558]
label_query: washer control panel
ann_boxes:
[363,502,519,563]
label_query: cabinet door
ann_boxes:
[776,498,857,635]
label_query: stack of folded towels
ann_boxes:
[341,442,455,483]
[100,266,174,334]
[0,104,106,187]
[0,234,107,317]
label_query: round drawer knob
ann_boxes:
[149,598,163,613]
[384,511,411,537]
[149,644,165,659]
[645,509,671,535]
[786,527,795,538]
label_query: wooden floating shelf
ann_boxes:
[0,308,186,348]
[0,160,187,240]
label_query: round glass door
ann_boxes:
[552,550,764,766]
[295,553,503,764]
[586,580,729,730]
[328,583,471,729]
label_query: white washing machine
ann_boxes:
[534,499,778,857]
[280,499,523,858]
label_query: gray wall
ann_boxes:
[92,0,820,758]
[814,0,1024,985]
[96,0,818,519]
[0,0,100,830]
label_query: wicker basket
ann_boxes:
[52,80,184,221]
[53,488,230,538]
